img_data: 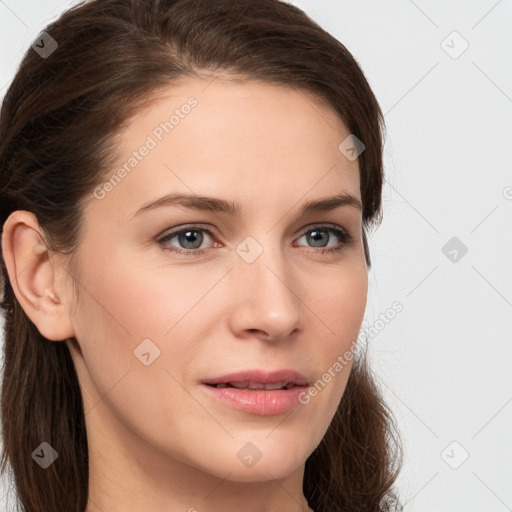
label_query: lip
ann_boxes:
[202,369,309,387]
[201,369,309,416]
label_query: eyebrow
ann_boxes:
[130,192,362,219]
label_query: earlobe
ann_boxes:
[1,210,76,342]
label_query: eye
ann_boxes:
[158,224,217,255]
[157,223,354,255]
[294,224,354,254]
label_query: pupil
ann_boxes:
[180,230,203,249]
[308,229,327,248]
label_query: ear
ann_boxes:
[1,210,76,342]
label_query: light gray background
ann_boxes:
[1,1,511,511]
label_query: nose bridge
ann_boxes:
[232,233,302,339]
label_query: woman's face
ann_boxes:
[64,76,368,482]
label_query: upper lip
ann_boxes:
[202,369,309,387]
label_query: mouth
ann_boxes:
[201,369,310,416]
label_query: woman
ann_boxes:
[0,1,402,511]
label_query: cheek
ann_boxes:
[317,260,368,350]
[69,246,230,411]
[305,261,367,413]
[73,242,220,342]
[69,255,208,448]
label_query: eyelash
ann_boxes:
[157,223,354,256]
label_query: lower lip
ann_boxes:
[201,384,307,416]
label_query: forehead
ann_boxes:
[85,76,361,221]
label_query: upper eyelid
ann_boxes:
[158,223,219,241]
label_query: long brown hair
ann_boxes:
[0,1,402,510]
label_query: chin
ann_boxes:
[220,457,305,483]
[203,438,310,483]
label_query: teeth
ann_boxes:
[214,381,290,390]
[231,381,251,389]
[263,381,288,390]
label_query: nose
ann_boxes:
[227,242,303,343]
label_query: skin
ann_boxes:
[2,75,368,512]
